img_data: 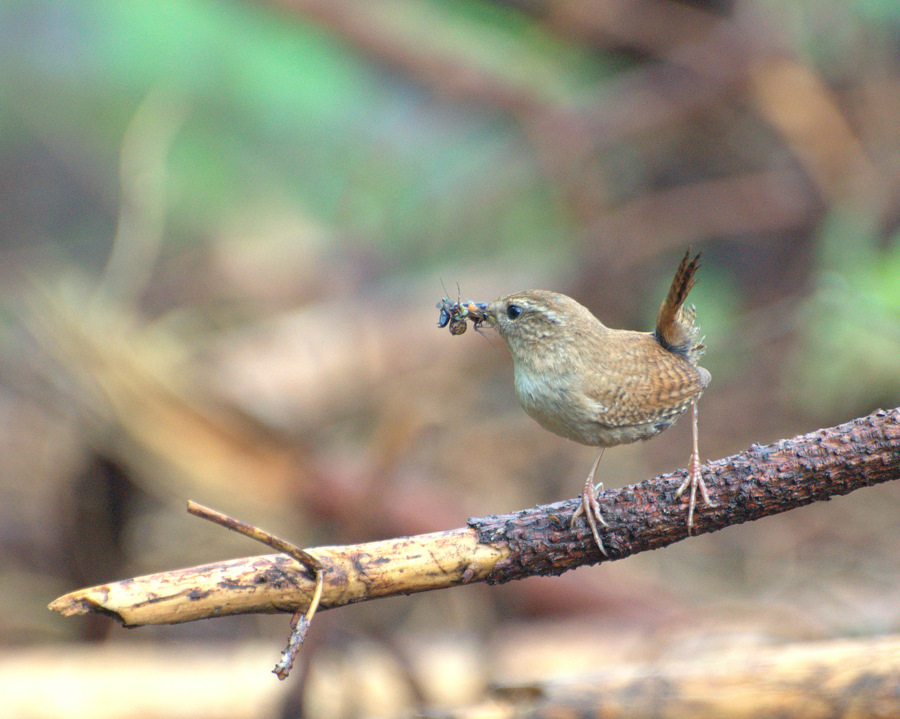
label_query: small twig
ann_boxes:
[186,500,323,572]
[274,568,324,680]
[186,500,325,679]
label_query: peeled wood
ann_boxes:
[50,408,899,627]
[50,528,507,626]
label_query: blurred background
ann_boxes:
[2,0,899,716]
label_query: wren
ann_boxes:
[475,251,712,556]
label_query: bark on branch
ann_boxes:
[50,408,899,627]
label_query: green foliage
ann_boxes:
[2,0,600,273]
[2,0,898,420]
[792,211,900,414]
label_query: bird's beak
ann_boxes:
[472,301,492,325]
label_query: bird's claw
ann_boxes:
[675,449,716,534]
[571,477,609,557]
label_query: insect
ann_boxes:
[436,293,488,335]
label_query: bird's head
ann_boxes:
[480,290,602,360]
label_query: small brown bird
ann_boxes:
[475,251,712,555]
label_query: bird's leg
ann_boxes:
[675,400,716,532]
[570,448,609,557]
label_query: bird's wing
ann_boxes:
[583,332,710,428]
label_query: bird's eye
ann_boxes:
[506,304,523,320]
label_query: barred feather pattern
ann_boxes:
[655,251,706,365]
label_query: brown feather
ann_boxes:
[473,252,714,546]
[482,256,709,447]
[655,250,705,364]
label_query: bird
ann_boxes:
[473,251,712,556]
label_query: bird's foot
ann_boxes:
[570,477,609,557]
[675,448,716,534]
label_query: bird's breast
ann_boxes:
[514,365,569,415]
[511,354,694,448]
[512,364,598,444]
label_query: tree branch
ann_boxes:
[50,408,899,627]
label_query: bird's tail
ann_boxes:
[655,250,705,364]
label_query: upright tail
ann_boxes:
[655,250,705,364]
